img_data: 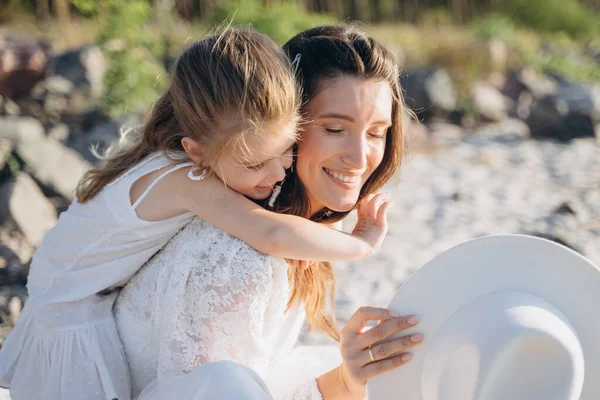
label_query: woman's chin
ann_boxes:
[326,199,358,213]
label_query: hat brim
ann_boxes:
[366,234,600,399]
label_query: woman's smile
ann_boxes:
[323,167,364,187]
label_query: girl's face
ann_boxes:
[296,75,393,215]
[212,122,296,200]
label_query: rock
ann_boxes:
[44,74,74,95]
[0,36,51,100]
[553,75,596,116]
[8,296,21,324]
[402,67,458,122]
[471,82,513,122]
[0,137,14,182]
[2,98,19,116]
[47,123,69,142]
[425,69,457,113]
[67,119,122,164]
[0,244,27,288]
[592,85,600,115]
[487,39,508,72]
[0,117,91,199]
[473,118,530,141]
[524,97,596,142]
[53,46,105,97]
[427,122,464,145]
[0,173,57,246]
[502,68,558,101]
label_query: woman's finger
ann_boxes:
[367,193,388,220]
[364,333,423,365]
[342,306,397,335]
[357,193,376,218]
[376,200,393,227]
[361,352,414,381]
[355,315,419,348]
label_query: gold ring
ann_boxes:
[368,345,376,363]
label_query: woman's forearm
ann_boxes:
[316,366,364,400]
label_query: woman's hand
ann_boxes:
[351,193,392,256]
[338,306,422,399]
[296,193,391,270]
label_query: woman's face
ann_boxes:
[296,75,393,215]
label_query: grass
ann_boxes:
[1,10,598,112]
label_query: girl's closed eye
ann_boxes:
[247,162,265,171]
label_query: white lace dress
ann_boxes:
[114,218,341,399]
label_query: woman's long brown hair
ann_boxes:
[277,25,409,341]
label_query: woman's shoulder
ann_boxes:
[167,217,285,267]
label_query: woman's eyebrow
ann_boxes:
[374,119,393,127]
[316,112,354,122]
[317,113,392,127]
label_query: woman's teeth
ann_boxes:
[324,168,361,184]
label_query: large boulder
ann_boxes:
[523,97,595,142]
[32,45,107,121]
[471,82,513,122]
[0,36,51,101]
[401,67,458,122]
[508,71,598,142]
[0,117,91,199]
[0,173,57,246]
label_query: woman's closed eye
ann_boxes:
[369,129,386,139]
[324,127,344,134]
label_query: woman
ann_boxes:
[114,25,421,399]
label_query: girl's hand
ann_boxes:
[338,306,422,398]
[351,193,392,256]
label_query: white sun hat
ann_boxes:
[366,234,600,400]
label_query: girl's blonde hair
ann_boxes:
[76,27,300,202]
[278,25,409,341]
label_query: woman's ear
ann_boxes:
[181,137,203,164]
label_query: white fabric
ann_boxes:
[366,234,600,400]
[137,360,274,400]
[0,152,195,400]
[115,218,338,400]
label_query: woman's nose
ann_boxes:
[341,134,368,170]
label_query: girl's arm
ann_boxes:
[173,173,391,262]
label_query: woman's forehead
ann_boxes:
[307,76,393,123]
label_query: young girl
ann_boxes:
[0,27,391,400]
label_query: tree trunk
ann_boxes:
[372,0,382,22]
[53,0,71,48]
[36,0,51,22]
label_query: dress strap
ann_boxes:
[106,152,162,188]
[132,161,194,209]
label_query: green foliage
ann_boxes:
[419,7,454,27]
[71,0,98,16]
[496,0,599,39]
[71,0,168,117]
[471,13,600,84]
[471,13,519,42]
[212,0,333,44]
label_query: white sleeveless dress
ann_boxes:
[114,218,342,400]
[0,152,195,400]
